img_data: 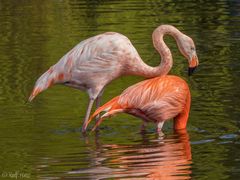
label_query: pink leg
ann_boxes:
[94,89,104,131]
[96,96,101,109]
[156,122,165,137]
[95,88,104,118]
[82,98,95,133]
[82,87,104,133]
[94,97,101,131]
[95,95,102,119]
[156,121,164,133]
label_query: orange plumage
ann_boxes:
[83,75,191,132]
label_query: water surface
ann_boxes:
[0,0,240,179]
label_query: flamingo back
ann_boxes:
[29,32,143,101]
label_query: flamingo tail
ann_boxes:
[83,96,124,131]
[28,67,67,102]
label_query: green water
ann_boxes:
[0,0,240,179]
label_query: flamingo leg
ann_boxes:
[95,88,104,127]
[94,97,101,131]
[96,96,101,109]
[156,121,164,133]
[82,98,95,133]
[96,88,104,109]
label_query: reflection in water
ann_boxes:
[64,130,192,179]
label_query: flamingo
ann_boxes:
[28,25,198,133]
[83,75,192,132]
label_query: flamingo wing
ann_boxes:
[135,94,186,122]
[71,32,139,74]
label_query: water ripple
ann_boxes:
[36,130,192,179]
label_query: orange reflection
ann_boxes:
[86,129,192,179]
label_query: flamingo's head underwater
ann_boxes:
[177,34,199,76]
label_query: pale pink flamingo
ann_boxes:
[28,25,198,132]
[84,75,191,132]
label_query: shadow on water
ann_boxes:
[37,130,192,179]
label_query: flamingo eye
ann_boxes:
[191,47,195,51]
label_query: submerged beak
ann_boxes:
[188,54,199,76]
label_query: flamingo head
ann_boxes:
[177,34,199,76]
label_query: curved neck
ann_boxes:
[153,25,183,75]
[133,25,183,78]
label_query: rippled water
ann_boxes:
[0,0,240,179]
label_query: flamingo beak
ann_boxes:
[188,67,196,76]
[188,54,198,76]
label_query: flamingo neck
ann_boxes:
[174,91,191,130]
[134,25,183,78]
[126,25,184,78]
[153,25,183,75]
[174,110,189,130]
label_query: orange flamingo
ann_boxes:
[28,25,198,132]
[84,75,192,132]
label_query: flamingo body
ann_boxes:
[84,75,191,132]
[29,32,148,132]
[29,32,142,101]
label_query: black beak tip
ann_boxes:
[188,67,197,76]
